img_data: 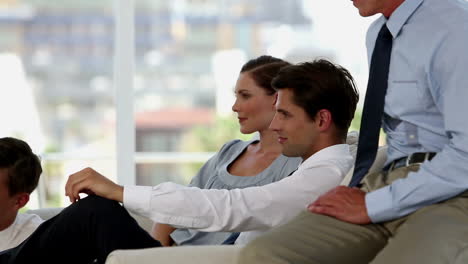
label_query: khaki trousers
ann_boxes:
[239,165,468,264]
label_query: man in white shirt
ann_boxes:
[0,137,43,252]
[0,59,359,264]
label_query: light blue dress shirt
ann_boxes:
[365,0,468,223]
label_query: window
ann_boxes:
[0,0,373,209]
[0,0,115,208]
[132,0,373,187]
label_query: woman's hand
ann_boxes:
[151,223,176,247]
[65,167,123,203]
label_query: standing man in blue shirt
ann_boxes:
[239,0,468,263]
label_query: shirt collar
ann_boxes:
[385,0,424,38]
[298,144,350,171]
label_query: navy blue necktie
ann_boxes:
[349,24,393,187]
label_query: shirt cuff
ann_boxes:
[365,186,397,223]
[123,185,153,216]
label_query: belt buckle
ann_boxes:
[405,154,413,167]
[406,152,431,167]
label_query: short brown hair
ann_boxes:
[272,59,359,138]
[0,137,42,196]
[241,55,291,95]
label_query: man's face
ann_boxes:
[351,0,403,17]
[269,88,320,160]
[352,0,386,17]
[0,169,19,229]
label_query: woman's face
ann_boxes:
[232,72,277,134]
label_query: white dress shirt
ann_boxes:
[0,213,44,251]
[124,144,353,244]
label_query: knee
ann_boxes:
[63,195,121,217]
[78,195,118,210]
[455,245,468,264]
[79,195,117,208]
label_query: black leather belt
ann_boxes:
[385,152,436,171]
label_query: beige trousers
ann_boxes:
[239,165,468,264]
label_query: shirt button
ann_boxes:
[409,134,415,139]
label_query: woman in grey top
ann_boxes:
[152,55,302,246]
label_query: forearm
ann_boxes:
[110,185,124,202]
[366,148,468,222]
[123,166,345,232]
[123,183,278,232]
[151,223,176,246]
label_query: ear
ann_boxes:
[315,109,332,132]
[14,193,30,210]
[272,93,278,106]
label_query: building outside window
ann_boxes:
[0,0,373,209]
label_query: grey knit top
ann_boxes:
[170,139,302,245]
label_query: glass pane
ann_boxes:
[0,0,115,208]
[133,0,373,185]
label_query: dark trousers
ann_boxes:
[0,195,161,264]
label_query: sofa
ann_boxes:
[28,200,244,264]
[29,135,388,264]
[106,145,388,264]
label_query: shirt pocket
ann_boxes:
[385,80,431,114]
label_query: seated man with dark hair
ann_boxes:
[0,59,360,264]
[0,137,43,251]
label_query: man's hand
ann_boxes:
[65,167,123,203]
[307,186,371,224]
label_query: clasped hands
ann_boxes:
[64,167,124,203]
[308,186,372,224]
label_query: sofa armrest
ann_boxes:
[106,245,242,264]
[340,145,388,186]
[368,145,388,174]
[26,208,63,220]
